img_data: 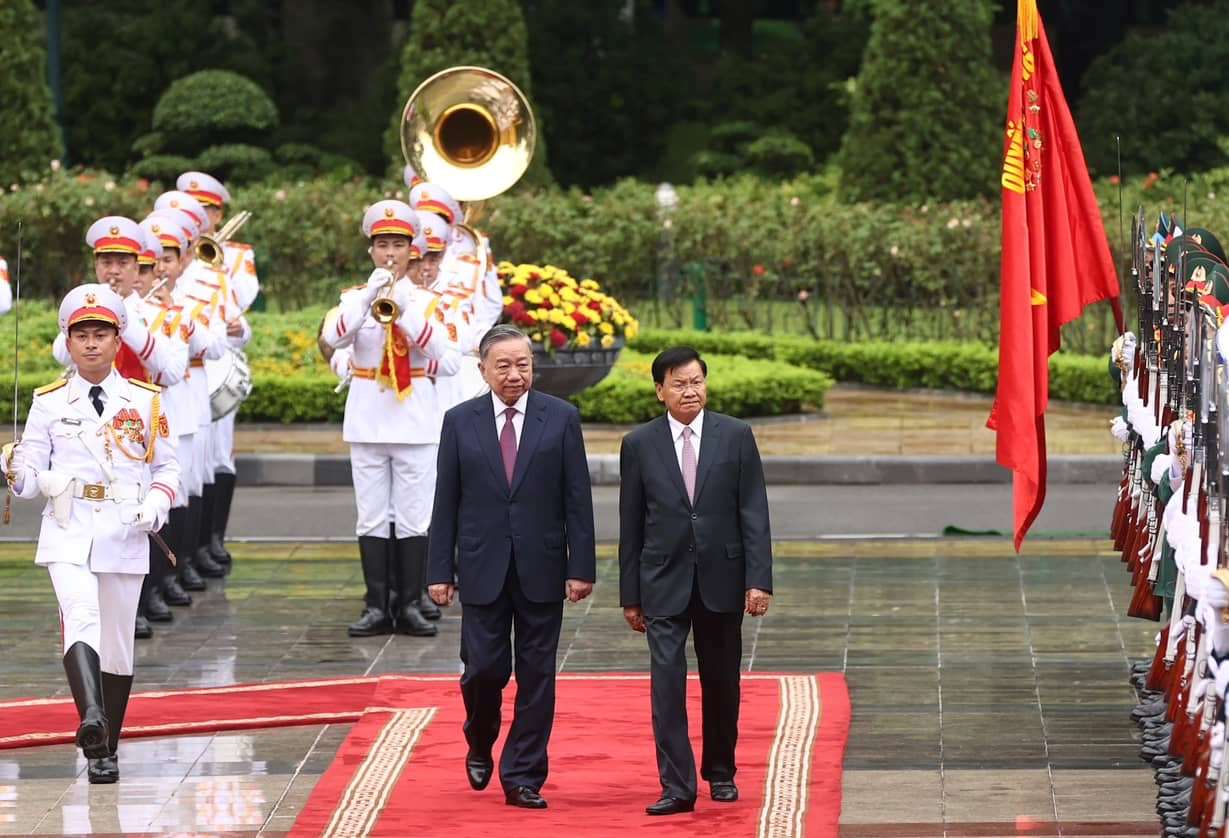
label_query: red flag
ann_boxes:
[989,0,1121,549]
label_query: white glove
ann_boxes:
[2,443,25,492]
[131,491,170,533]
[364,266,395,303]
[1110,416,1129,442]
[1121,332,1137,367]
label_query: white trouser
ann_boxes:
[213,412,237,475]
[47,562,143,675]
[193,424,213,490]
[350,442,438,538]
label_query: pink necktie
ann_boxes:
[500,406,519,486]
[681,426,697,503]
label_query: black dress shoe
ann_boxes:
[145,588,173,622]
[134,616,153,640]
[418,592,441,621]
[179,561,207,592]
[209,534,232,566]
[710,781,738,802]
[347,607,392,637]
[505,786,547,809]
[466,751,494,791]
[194,547,226,578]
[161,577,192,606]
[87,753,119,784]
[646,796,695,816]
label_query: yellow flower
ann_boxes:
[562,302,576,314]
[626,323,639,340]
[510,274,529,287]
[549,309,567,325]
[503,295,515,306]
[580,279,599,291]
[599,322,614,336]
[557,317,575,332]
[575,332,592,348]
[601,334,615,349]
[524,289,543,305]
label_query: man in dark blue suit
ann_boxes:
[428,325,596,810]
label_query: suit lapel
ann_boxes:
[68,378,103,424]
[509,391,546,497]
[652,414,691,508]
[692,412,721,506]
[471,396,508,496]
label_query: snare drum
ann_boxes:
[205,348,253,421]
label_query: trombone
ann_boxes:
[195,210,252,269]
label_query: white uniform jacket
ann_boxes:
[12,371,179,573]
[325,279,461,445]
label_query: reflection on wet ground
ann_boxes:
[0,542,1160,835]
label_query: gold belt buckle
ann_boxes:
[82,483,106,501]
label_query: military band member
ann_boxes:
[177,171,257,569]
[323,200,461,638]
[0,257,10,316]
[2,284,178,783]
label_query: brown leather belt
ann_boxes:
[190,359,205,368]
[350,366,427,380]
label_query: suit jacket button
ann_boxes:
[688,544,695,552]
[690,513,697,520]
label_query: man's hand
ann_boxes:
[429,583,456,607]
[566,579,594,603]
[226,318,245,337]
[745,588,772,617]
[623,605,646,633]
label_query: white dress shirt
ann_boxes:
[666,409,704,473]
[493,390,529,447]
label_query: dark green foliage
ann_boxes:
[838,0,1001,202]
[693,121,814,179]
[195,144,275,183]
[523,0,680,188]
[128,154,197,185]
[387,0,549,185]
[569,352,832,423]
[151,70,278,156]
[1078,0,1229,177]
[630,329,1117,405]
[0,0,63,183]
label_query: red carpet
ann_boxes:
[289,673,849,838]
[0,672,850,837]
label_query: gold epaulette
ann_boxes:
[33,378,67,397]
[128,378,162,393]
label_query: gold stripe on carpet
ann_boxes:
[323,706,437,838]
[757,675,821,838]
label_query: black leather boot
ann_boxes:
[209,471,235,566]
[410,536,440,620]
[192,487,226,578]
[143,539,173,621]
[134,615,153,640]
[161,514,194,605]
[394,537,437,637]
[348,537,394,637]
[63,643,110,759]
[89,672,133,784]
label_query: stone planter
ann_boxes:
[531,341,623,398]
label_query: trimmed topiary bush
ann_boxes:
[152,70,278,153]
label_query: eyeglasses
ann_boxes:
[668,379,706,394]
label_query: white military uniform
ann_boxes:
[324,200,461,537]
[0,258,11,316]
[6,286,178,675]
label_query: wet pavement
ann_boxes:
[0,540,1161,836]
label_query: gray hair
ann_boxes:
[479,324,533,360]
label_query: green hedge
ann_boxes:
[632,329,1118,406]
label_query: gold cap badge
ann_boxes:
[109,225,120,236]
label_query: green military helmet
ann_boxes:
[1185,228,1227,263]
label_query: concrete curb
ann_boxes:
[234,453,1122,487]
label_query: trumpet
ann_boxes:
[194,210,252,268]
[371,255,400,325]
[142,275,171,303]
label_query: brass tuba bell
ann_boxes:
[399,66,536,202]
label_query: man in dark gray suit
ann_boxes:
[428,325,597,811]
[618,346,773,816]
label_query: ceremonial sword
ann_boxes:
[3,222,21,525]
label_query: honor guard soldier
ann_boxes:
[2,284,178,784]
[178,171,257,569]
[323,200,461,638]
[143,214,228,603]
[0,257,10,316]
